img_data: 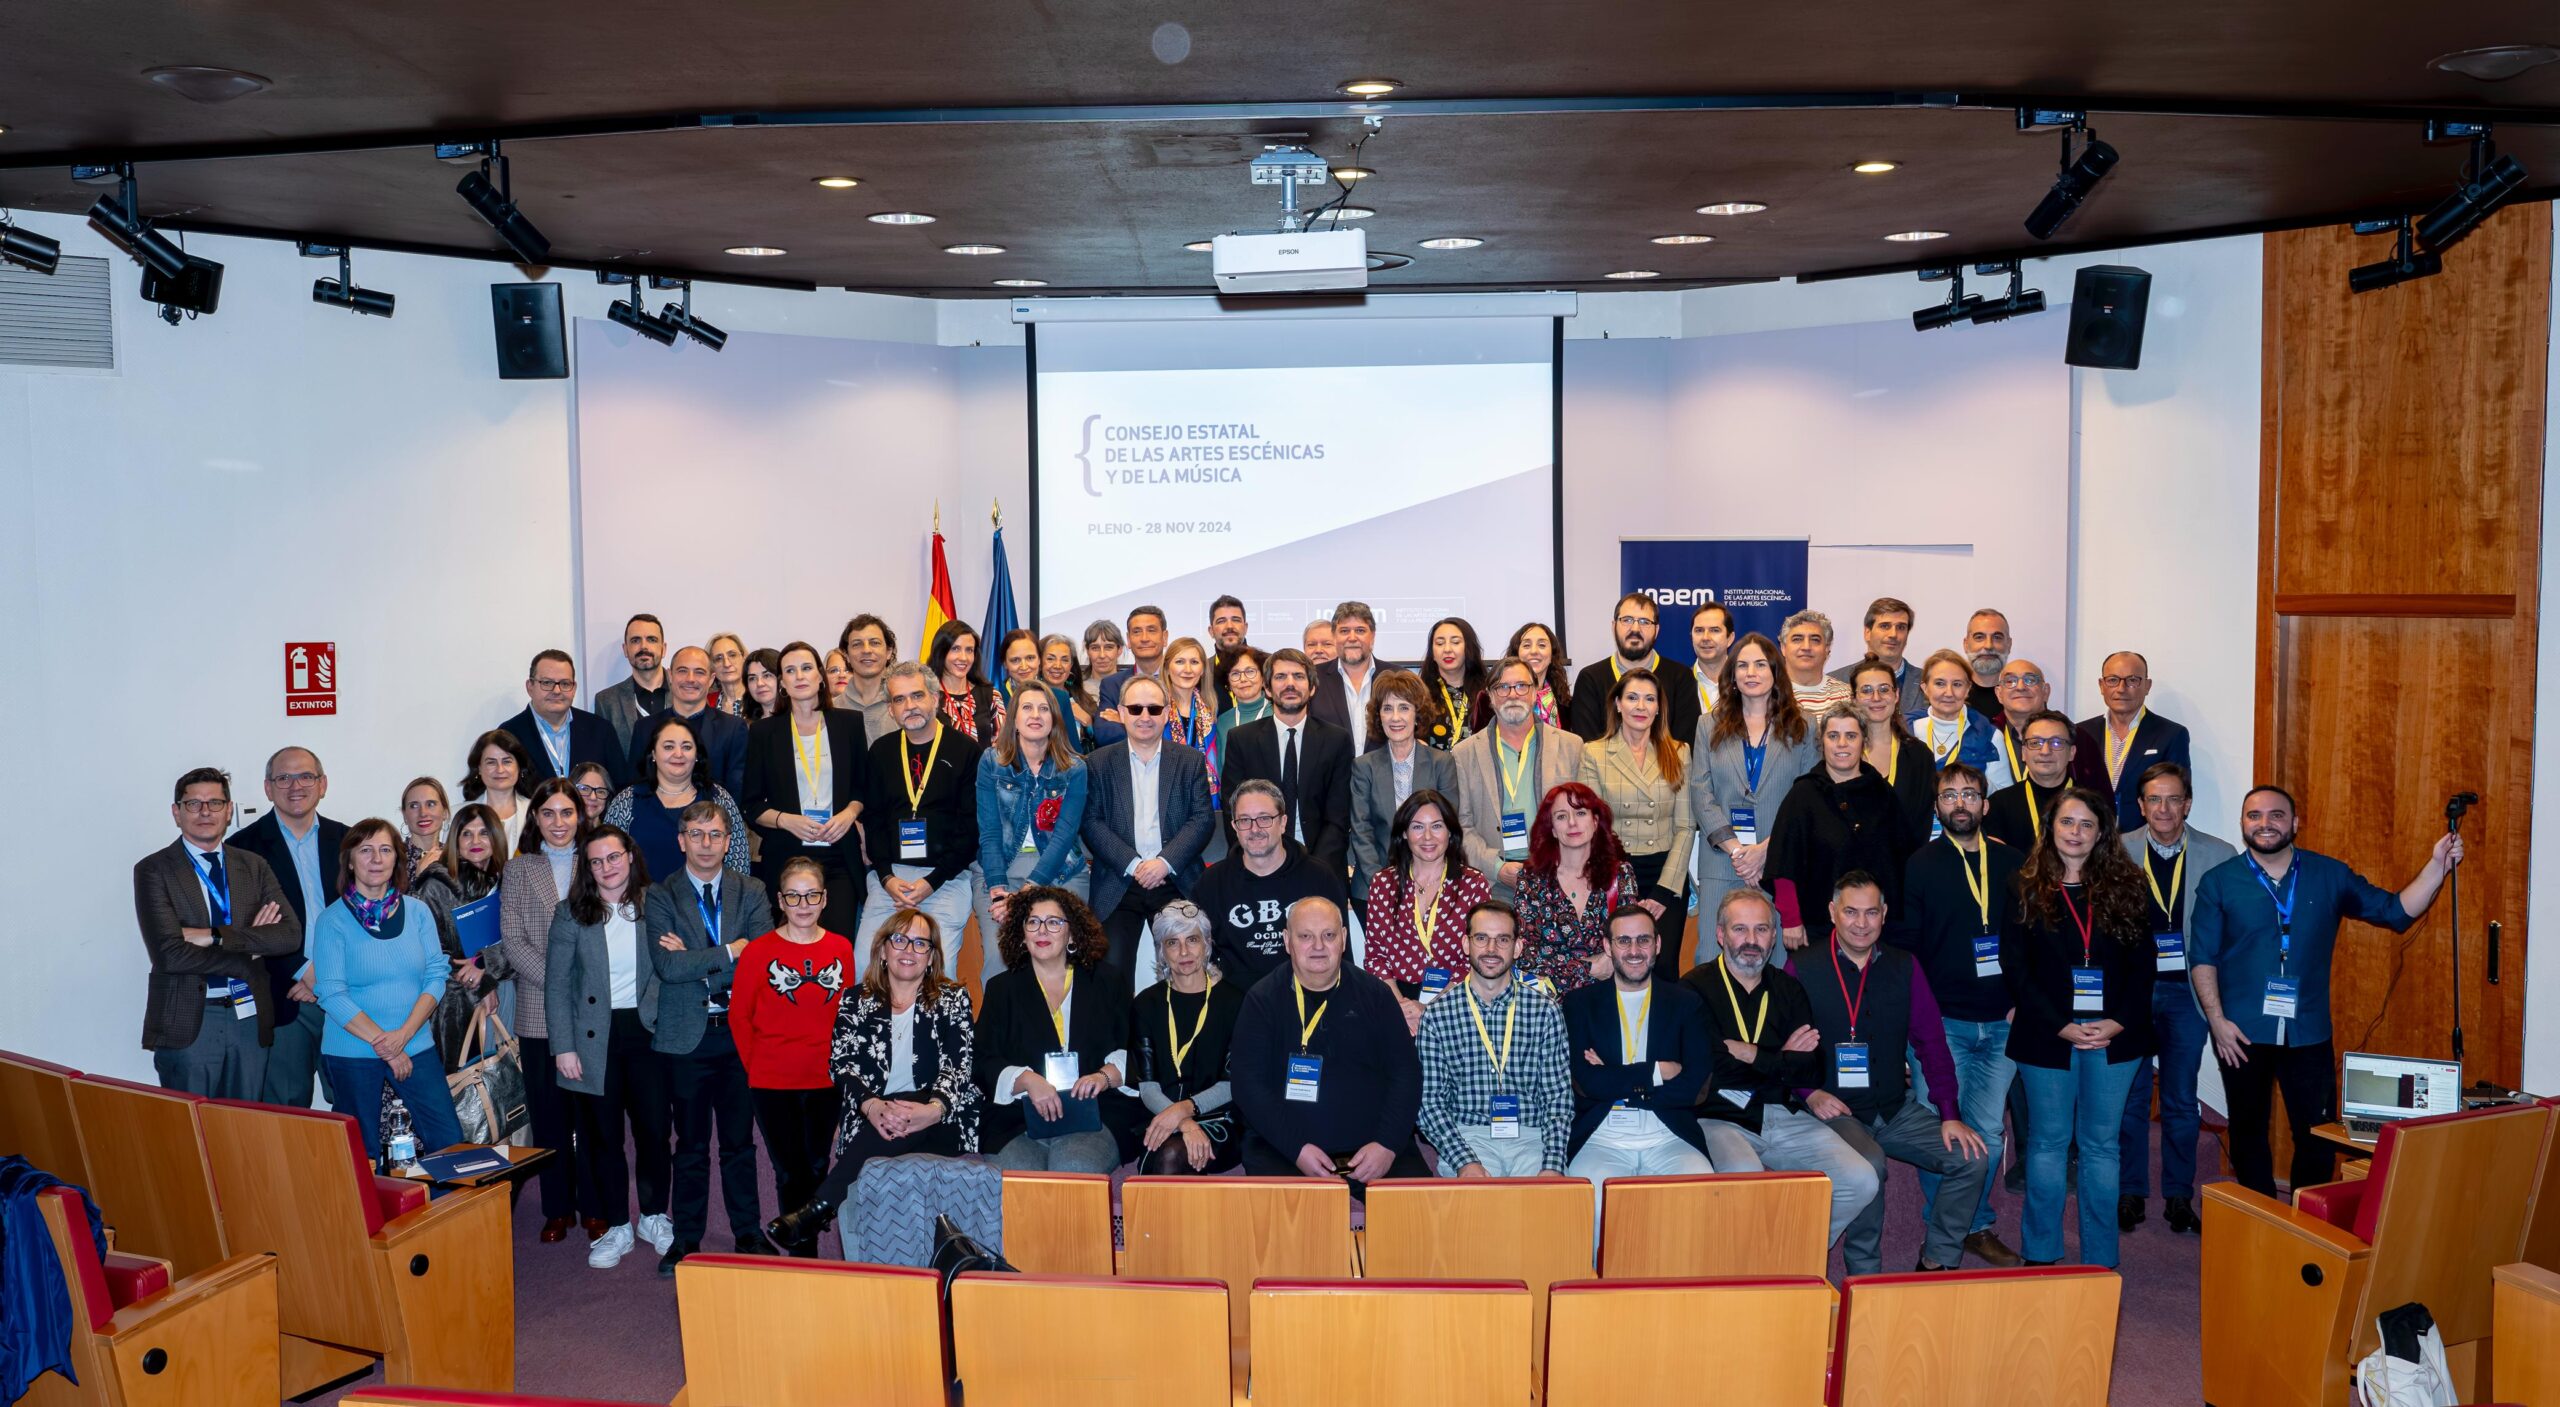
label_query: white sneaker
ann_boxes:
[588,1224,635,1269]
[637,1212,675,1256]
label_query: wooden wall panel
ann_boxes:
[2258,206,2545,1093]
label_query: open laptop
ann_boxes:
[2338,1050,2463,1142]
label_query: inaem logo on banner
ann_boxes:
[1619,538,1810,666]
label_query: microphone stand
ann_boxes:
[2445,793,2472,1072]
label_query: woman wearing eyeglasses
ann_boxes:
[546,826,675,1270]
[568,761,614,828]
[729,857,856,1256]
[975,887,1140,1173]
[460,728,535,854]
[1130,901,1244,1175]
[764,906,979,1247]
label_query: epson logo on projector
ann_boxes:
[1213,229,1368,293]
[1638,586,1720,606]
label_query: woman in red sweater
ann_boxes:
[728,856,854,1255]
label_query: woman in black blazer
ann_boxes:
[973,886,1141,1172]
[742,641,870,938]
[929,621,1006,746]
[2001,786,2156,1271]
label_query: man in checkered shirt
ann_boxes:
[1415,900,1574,1177]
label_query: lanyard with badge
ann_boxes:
[1041,967,1081,1088]
[2105,709,2147,788]
[1956,838,2002,978]
[2147,843,2188,972]
[1285,977,1329,1101]
[1734,737,1768,847]
[2060,885,2104,1014]
[1606,984,1653,1130]
[1713,957,1768,1108]
[538,716,572,776]
[794,720,834,846]
[1998,729,2022,787]
[2247,858,2301,1021]
[1498,735,1534,860]
[1470,985,1522,1137]
[1415,878,1455,996]
[191,850,258,1018]
[898,725,944,861]
[1439,681,1470,744]
[1829,943,1873,1089]
[1165,979,1217,1086]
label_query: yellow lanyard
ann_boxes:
[1879,736,1899,786]
[1292,977,1330,1050]
[1998,728,2022,785]
[1468,983,1518,1085]
[2026,782,2044,842]
[2105,709,2147,787]
[1166,979,1216,1077]
[1610,652,1656,681]
[792,718,828,801]
[1042,966,1072,1050]
[2145,841,2186,922]
[900,724,945,810]
[1498,733,1534,807]
[1617,984,1652,1062]
[1413,877,1445,958]
[1439,681,1469,741]
[1716,957,1770,1044]
[1953,837,1993,929]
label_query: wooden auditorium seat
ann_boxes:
[1249,1278,1534,1407]
[1832,1265,2120,1407]
[949,1272,1231,1405]
[1596,1172,1831,1279]
[998,1168,1116,1274]
[1118,1176,1355,1368]
[2520,1095,2560,1274]
[0,1049,92,1188]
[1361,1177,1593,1388]
[673,1255,945,1407]
[341,1394,660,1406]
[13,1186,280,1407]
[2494,1261,2560,1406]
[195,1097,513,1396]
[1543,1276,1834,1407]
[2203,1101,2553,1407]
[67,1072,229,1277]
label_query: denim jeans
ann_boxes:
[2018,1051,2140,1268]
[1915,1016,2015,1235]
[322,1049,464,1160]
[2120,982,2208,1198]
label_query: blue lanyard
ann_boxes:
[191,851,232,924]
[2244,857,2298,965]
[696,882,720,938]
[1743,741,1767,793]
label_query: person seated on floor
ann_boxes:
[1129,900,1247,1175]
[974,886,1142,1173]
[1230,897,1425,1191]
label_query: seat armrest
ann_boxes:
[100,1251,277,1338]
[2293,1178,2370,1231]
[373,1180,501,1245]
[2201,1184,2373,1407]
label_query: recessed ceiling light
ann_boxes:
[724,245,787,256]
[944,243,1006,255]
[1605,269,1662,280]
[1332,166,1377,182]
[1851,160,1900,175]
[1417,236,1484,250]
[1338,78,1402,96]
[812,176,860,189]
[1184,240,1216,252]
[2431,44,2560,80]
[868,211,936,225]
[1320,206,1376,220]
[1651,234,1715,245]
[142,65,272,103]
[1695,201,1769,216]
[993,278,1048,288]
[1882,229,1950,242]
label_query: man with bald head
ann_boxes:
[2072,651,2193,831]
[1229,897,1426,1189]
[665,644,749,801]
[1990,656,2053,789]
[228,745,350,1106]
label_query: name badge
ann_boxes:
[1718,1086,1754,1109]
[1605,1100,1646,1133]
[2071,967,2105,1013]
[1729,806,1759,848]
[1042,1051,1081,1090]
[1835,1041,1870,1089]
[226,977,258,1021]
[1419,968,1453,1004]
[898,818,928,861]
[803,808,834,847]
[1488,1092,1521,1139]
[1972,934,2002,978]
[1501,812,1529,861]
[2154,931,2187,972]
[2263,976,2300,1020]
[1285,1054,1323,1103]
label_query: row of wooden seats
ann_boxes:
[12,1185,281,1407]
[0,1048,515,1398]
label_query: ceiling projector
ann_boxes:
[1212,228,1370,294]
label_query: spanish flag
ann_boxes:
[921,524,957,661]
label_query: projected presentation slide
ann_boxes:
[1033,314,1558,659]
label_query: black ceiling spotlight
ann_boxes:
[85,163,188,278]
[0,212,61,275]
[599,272,678,345]
[648,275,728,351]
[1911,265,1985,331]
[2020,110,2120,242]
[454,141,552,265]
[303,241,395,317]
[2413,121,2528,256]
[2347,215,2443,293]
[1967,259,2047,325]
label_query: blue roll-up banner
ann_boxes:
[1619,538,1810,665]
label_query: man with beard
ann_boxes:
[1568,593,1702,746]
[1827,598,1926,716]
[1310,601,1386,754]
[2191,786,2462,1197]
[1684,888,1878,1247]
[855,663,983,977]
[1986,710,2075,854]
[596,613,671,764]
[835,615,899,742]
[1191,781,1348,988]
[1220,649,1353,875]
[1961,609,2012,720]
[1209,595,1253,715]
[1454,656,1586,903]
[1416,901,1575,1177]
[1564,907,1716,1219]
[1688,603,1735,716]
[1889,761,2027,1267]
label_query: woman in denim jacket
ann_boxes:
[974,687,1090,980]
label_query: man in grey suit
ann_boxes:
[1452,656,1586,903]
[1826,597,1928,716]
[644,801,777,1273]
[1082,674,1215,997]
[2117,760,2234,1237]
[594,612,671,765]
[137,767,303,1097]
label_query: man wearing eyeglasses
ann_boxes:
[2070,651,2193,832]
[229,745,350,1107]
[1416,901,1573,1178]
[1191,780,1349,989]
[497,649,630,790]
[1568,593,1702,745]
[1990,658,2052,772]
[1454,656,1586,903]
[1985,711,2076,854]
[1084,673,1215,997]
[644,802,777,1273]
[137,767,300,1097]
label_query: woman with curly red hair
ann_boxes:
[973,886,1140,1172]
[1511,782,1636,994]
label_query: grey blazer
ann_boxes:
[2122,824,2235,986]
[544,899,662,1096]
[1687,722,1819,909]
[1449,724,1586,902]
[640,868,775,1056]
[593,677,653,766]
[1348,744,1461,895]
[1081,740,1215,919]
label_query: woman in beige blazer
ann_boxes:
[1576,667,1695,926]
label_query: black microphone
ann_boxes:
[2446,791,2479,823]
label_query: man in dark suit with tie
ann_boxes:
[643,801,777,1272]
[1082,673,1215,993]
[665,645,750,802]
[1308,602,1388,754]
[498,649,629,790]
[227,746,350,1107]
[1220,648,1354,879]
[136,768,304,1097]
[2071,651,2195,831]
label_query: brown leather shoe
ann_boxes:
[540,1216,574,1244]
[583,1217,610,1241]
[1963,1229,2026,1268]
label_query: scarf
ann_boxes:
[345,885,403,935]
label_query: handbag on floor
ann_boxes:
[446,1009,530,1147]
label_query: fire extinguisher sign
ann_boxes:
[285,642,338,717]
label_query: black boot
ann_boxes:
[767,1199,836,1249]
[2117,1194,2146,1232]
[2164,1195,2200,1234]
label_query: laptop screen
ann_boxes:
[2340,1051,2463,1121]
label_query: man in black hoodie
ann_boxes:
[1230,897,1423,1191]
[1191,780,1349,987]
[1764,707,1920,950]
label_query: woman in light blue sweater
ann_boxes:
[312,817,465,1158]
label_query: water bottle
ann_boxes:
[384,1095,420,1174]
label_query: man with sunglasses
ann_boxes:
[1192,780,1349,989]
[497,648,629,790]
[1084,673,1215,998]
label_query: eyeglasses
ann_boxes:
[1935,788,1986,803]
[1492,681,1535,695]
[269,772,321,787]
[1023,915,1070,934]
[2022,737,2070,752]
[1613,614,1655,628]
[176,798,230,815]
[1234,813,1284,830]
[1998,672,2045,687]
[680,828,728,842]
[588,852,629,868]
[531,678,577,693]
[883,933,935,952]
[1122,703,1167,717]
[779,891,827,907]
[573,784,611,799]
[2099,675,2149,689]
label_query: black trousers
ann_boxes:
[760,843,865,945]
[1240,1131,1427,1198]
[519,1034,579,1220]
[1139,1114,1243,1177]
[2221,1038,2337,1197]
[669,1020,761,1248]
[572,1007,672,1229]
[753,1085,843,1221]
[1625,847,1689,917]
[1102,885,1177,1002]
[811,1116,964,1209]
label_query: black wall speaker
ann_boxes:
[140,254,223,315]
[490,282,568,380]
[2065,265,2152,370]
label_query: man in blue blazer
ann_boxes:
[1089,605,1169,748]
[227,746,350,1107]
[1561,906,1717,1224]
[2071,651,2194,831]
[498,649,629,790]
[1082,673,1214,996]
[665,645,750,802]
